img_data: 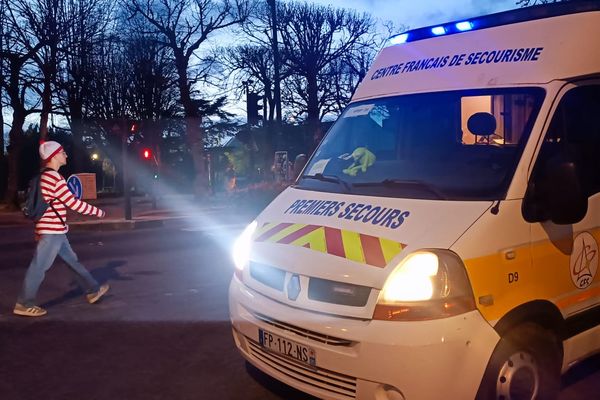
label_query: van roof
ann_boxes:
[353,1,600,101]
[390,0,600,45]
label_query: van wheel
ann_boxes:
[476,323,561,400]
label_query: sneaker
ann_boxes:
[14,303,47,317]
[86,284,110,304]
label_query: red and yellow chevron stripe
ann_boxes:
[254,222,405,268]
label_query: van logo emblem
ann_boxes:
[570,232,598,289]
[287,274,301,301]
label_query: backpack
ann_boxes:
[22,168,65,225]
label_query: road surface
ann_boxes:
[0,215,597,400]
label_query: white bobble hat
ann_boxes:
[39,141,64,162]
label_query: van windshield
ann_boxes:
[298,88,545,200]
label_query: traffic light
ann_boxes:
[247,92,262,124]
[142,148,152,160]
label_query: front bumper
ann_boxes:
[229,276,500,400]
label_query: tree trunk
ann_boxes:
[268,0,282,126]
[306,71,320,148]
[265,84,275,122]
[187,119,208,196]
[40,48,57,142]
[306,72,319,121]
[176,58,208,197]
[69,103,86,173]
[5,113,26,209]
[0,88,4,162]
[39,77,51,141]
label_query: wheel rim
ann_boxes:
[495,350,539,400]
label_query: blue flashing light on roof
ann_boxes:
[431,26,446,35]
[455,21,473,31]
[382,1,600,47]
[388,33,409,45]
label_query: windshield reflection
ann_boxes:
[298,88,544,200]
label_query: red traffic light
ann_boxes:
[142,148,152,159]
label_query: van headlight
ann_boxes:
[374,250,475,321]
[232,220,258,277]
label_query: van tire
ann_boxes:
[476,323,561,400]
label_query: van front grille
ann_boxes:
[247,340,357,399]
[308,278,372,307]
[253,312,354,346]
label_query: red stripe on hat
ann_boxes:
[324,226,345,258]
[360,234,386,268]
[43,145,63,162]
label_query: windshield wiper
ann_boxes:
[301,173,352,193]
[353,179,446,200]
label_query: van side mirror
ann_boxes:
[293,154,308,179]
[522,157,587,225]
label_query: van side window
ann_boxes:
[536,85,600,197]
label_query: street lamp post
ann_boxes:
[122,122,132,220]
[242,79,256,124]
[113,120,132,221]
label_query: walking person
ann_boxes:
[14,141,109,317]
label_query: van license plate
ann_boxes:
[259,329,316,367]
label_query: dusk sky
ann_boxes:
[3,0,526,137]
[308,0,520,30]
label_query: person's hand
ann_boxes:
[98,210,106,219]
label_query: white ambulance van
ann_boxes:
[229,2,600,399]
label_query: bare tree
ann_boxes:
[3,0,79,144]
[28,0,70,142]
[126,31,179,122]
[0,0,46,207]
[234,1,282,124]
[277,2,373,130]
[516,0,565,6]
[54,0,114,171]
[120,13,181,160]
[86,36,128,120]
[327,20,401,115]
[266,0,280,124]
[0,0,6,163]
[79,30,144,193]
[221,44,277,121]
[123,0,251,197]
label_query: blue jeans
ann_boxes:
[18,234,99,307]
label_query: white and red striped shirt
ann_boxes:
[36,169,105,235]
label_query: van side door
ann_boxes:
[527,83,600,320]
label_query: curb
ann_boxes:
[69,219,164,231]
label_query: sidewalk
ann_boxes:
[0,193,234,230]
